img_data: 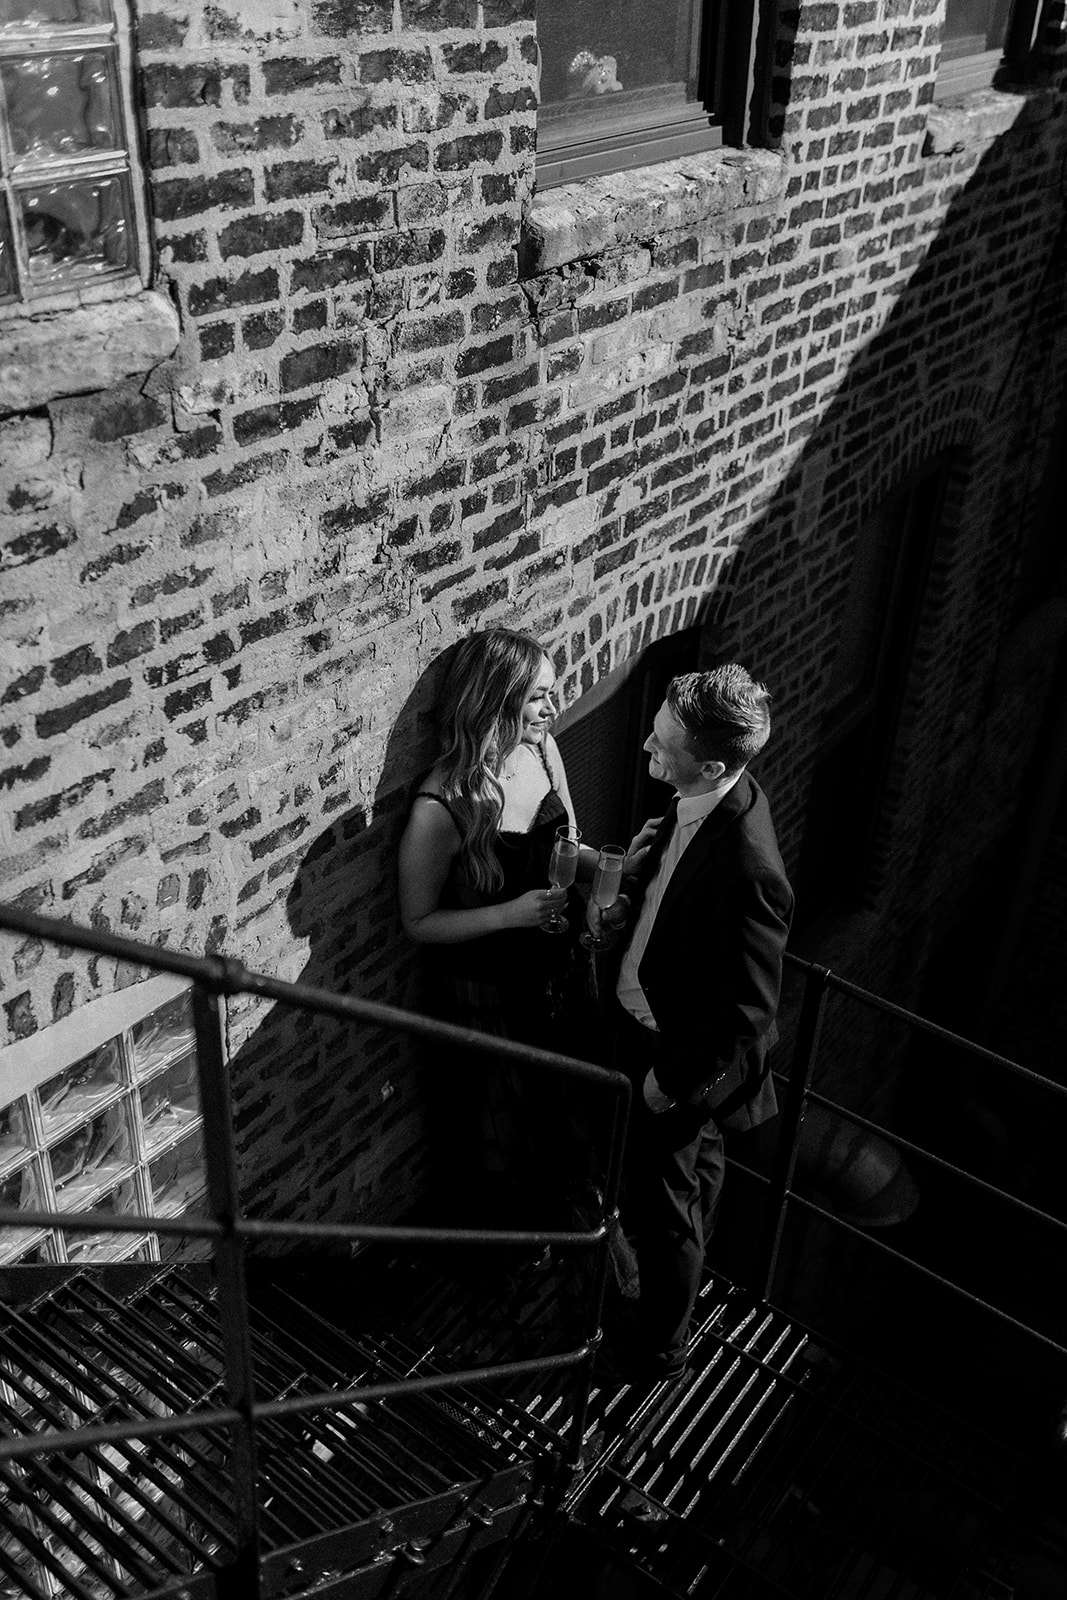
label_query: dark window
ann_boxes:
[794,462,949,930]
[936,0,1043,99]
[535,1,762,189]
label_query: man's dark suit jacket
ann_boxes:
[628,769,793,1132]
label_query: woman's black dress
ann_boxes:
[414,763,590,1221]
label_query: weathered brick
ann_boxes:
[148,127,199,167]
[315,195,394,237]
[400,0,475,25]
[141,63,248,108]
[358,144,431,183]
[136,10,187,49]
[0,755,50,791]
[243,310,286,349]
[1,524,75,572]
[376,228,446,271]
[483,0,534,20]
[280,340,363,393]
[218,212,304,259]
[203,452,287,500]
[51,644,103,688]
[396,309,465,353]
[107,623,157,666]
[443,42,508,73]
[265,161,335,201]
[436,131,504,170]
[360,49,433,84]
[485,85,536,117]
[263,58,343,95]
[153,171,254,222]
[291,245,372,293]
[199,321,236,360]
[233,397,321,446]
[36,679,132,740]
[456,334,515,377]
[312,0,394,33]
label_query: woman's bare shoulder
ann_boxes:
[414,762,448,797]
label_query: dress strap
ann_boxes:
[536,740,556,789]
[414,791,461,825]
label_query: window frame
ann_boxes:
[935,0,1044,102]
[535,0,766,191]
[0,0,150,318]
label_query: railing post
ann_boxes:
[759,961,830,1303]
[191,977,262,1599]
[562,1075,631,1478]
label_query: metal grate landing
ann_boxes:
[0,1264,560,1600]
[529,1277,1041,1600]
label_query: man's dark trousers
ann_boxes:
[614,1006,725,1370]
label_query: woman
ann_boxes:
[398,627,592,1220]
[399,628,586,1034]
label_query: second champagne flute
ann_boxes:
[543,823,581,935]
[580,845,626,950]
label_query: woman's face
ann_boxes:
[517,656,557,745]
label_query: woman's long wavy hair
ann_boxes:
[435,628,547,894]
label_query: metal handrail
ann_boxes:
[0,903,632,1599]
[2,908,1064,1591]
[763,950,1067,1357]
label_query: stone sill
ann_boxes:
[521,148,790,276]
[924,84,1057,156]
[0,288,180,416]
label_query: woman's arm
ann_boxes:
[399,794,563,942]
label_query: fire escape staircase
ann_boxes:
[0,906,1065,1600]
[0,1248,1059,1600]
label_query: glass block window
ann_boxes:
[0,0,144,306]
[0,986,208,1265]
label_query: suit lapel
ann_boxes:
[646,772,756,942]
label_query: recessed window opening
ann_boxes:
[794,459,951,931]
[936,0,1044,100]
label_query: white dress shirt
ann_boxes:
[616,786,727,1030]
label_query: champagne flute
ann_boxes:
[543,823,581,935]
[580,845,626,950]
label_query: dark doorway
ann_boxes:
[555,627,701,846]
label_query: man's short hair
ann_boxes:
[666,665,772,775]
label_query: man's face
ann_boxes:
[643,701,713,793]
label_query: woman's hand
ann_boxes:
[624,816,662,878]
[500,886,568,930]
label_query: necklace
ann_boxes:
[500,745,525,782]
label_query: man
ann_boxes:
[600,664,793,1380]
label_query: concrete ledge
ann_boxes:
[0,289,180,415]
[924,85,1056,156]
[522,148,790,275]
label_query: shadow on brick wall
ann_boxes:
[699,96,1067,1427]
[226,643,465,1236]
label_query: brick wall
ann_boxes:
[1,0,1065,1228]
